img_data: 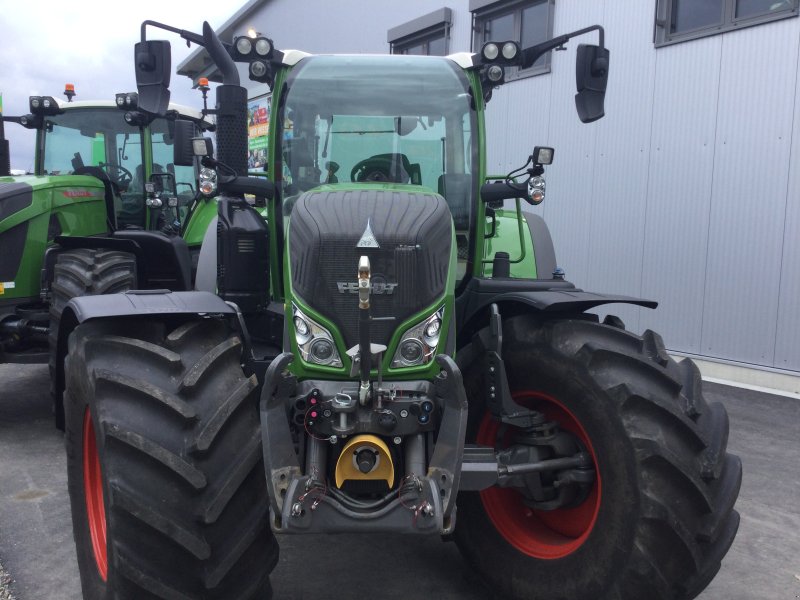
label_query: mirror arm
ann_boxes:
[138,20,239,87]
[519,25,605,70]
[140,20,204,46]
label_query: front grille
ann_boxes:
[289,188,452,349]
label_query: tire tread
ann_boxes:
[64,319,277,599]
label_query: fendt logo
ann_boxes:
[337,275,398,295]
[61,190,97,198]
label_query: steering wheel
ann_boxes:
[99,162,133,191]
[351,158,393,183]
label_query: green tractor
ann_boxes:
[0,89,214,422]
[59,20,741,600]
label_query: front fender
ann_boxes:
[63,290,235,324]
[456,277,657,331]
[52,291,235,428]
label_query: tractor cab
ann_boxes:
[4,92,210,233]
[277,54,476,280]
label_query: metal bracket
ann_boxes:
[259,352,301,520]
[428,355,468,521]
[278,475,443,534]
[224,300,254,361]
[480,303,545,428]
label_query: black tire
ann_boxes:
[454,314,741,600]
[49,249,137,427]
[64,318,278,599]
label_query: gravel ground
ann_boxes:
[0,559,15,600]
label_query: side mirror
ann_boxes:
[134,40,171,116]
[172,119,197,166]
[575,44,609,124]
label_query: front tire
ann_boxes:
[65,318,278,599]
[454,314,741,600]
[49,249,137,428]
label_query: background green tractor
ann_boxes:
[0,90,214,423]
[58,20,741,600]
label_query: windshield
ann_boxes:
[43,108,146,227]
[43,108,143,177]
[150,118,199,222]
[279,55,476,239]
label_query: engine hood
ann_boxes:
[288,186,453,350]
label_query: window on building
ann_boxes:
[389,8,452,56]
[655,0,798,46]
[471,0,554,80]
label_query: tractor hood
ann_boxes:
[288,186,453,351]
[0,176,105,223]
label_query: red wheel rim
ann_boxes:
[83,408,108,581]
[477,391,601,559]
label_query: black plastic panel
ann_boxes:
[456,276,657,327]
[0,221,29,280]
[0,182,33,221]
[112,229,192,291]
[289,188,452,349]
[215,196,269,312]
[523,211,557,279]
[65,290,235,323]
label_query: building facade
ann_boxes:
[178,0,800,382]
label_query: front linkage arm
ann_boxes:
[460,303,595,510]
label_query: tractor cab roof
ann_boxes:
[53,99,212,129]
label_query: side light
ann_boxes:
[198,168,217,196]
[529,176,546,204]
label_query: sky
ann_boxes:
[0,0,237,171]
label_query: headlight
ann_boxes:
[235,36,252,56]
[292,305,343,367]
[487,65,504,83]
[250,61,268,78]
[502,42,518,60]
[254,37,272,57]
[482,42,499,61]
[391,307,444,368]
[398,339,424,364]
